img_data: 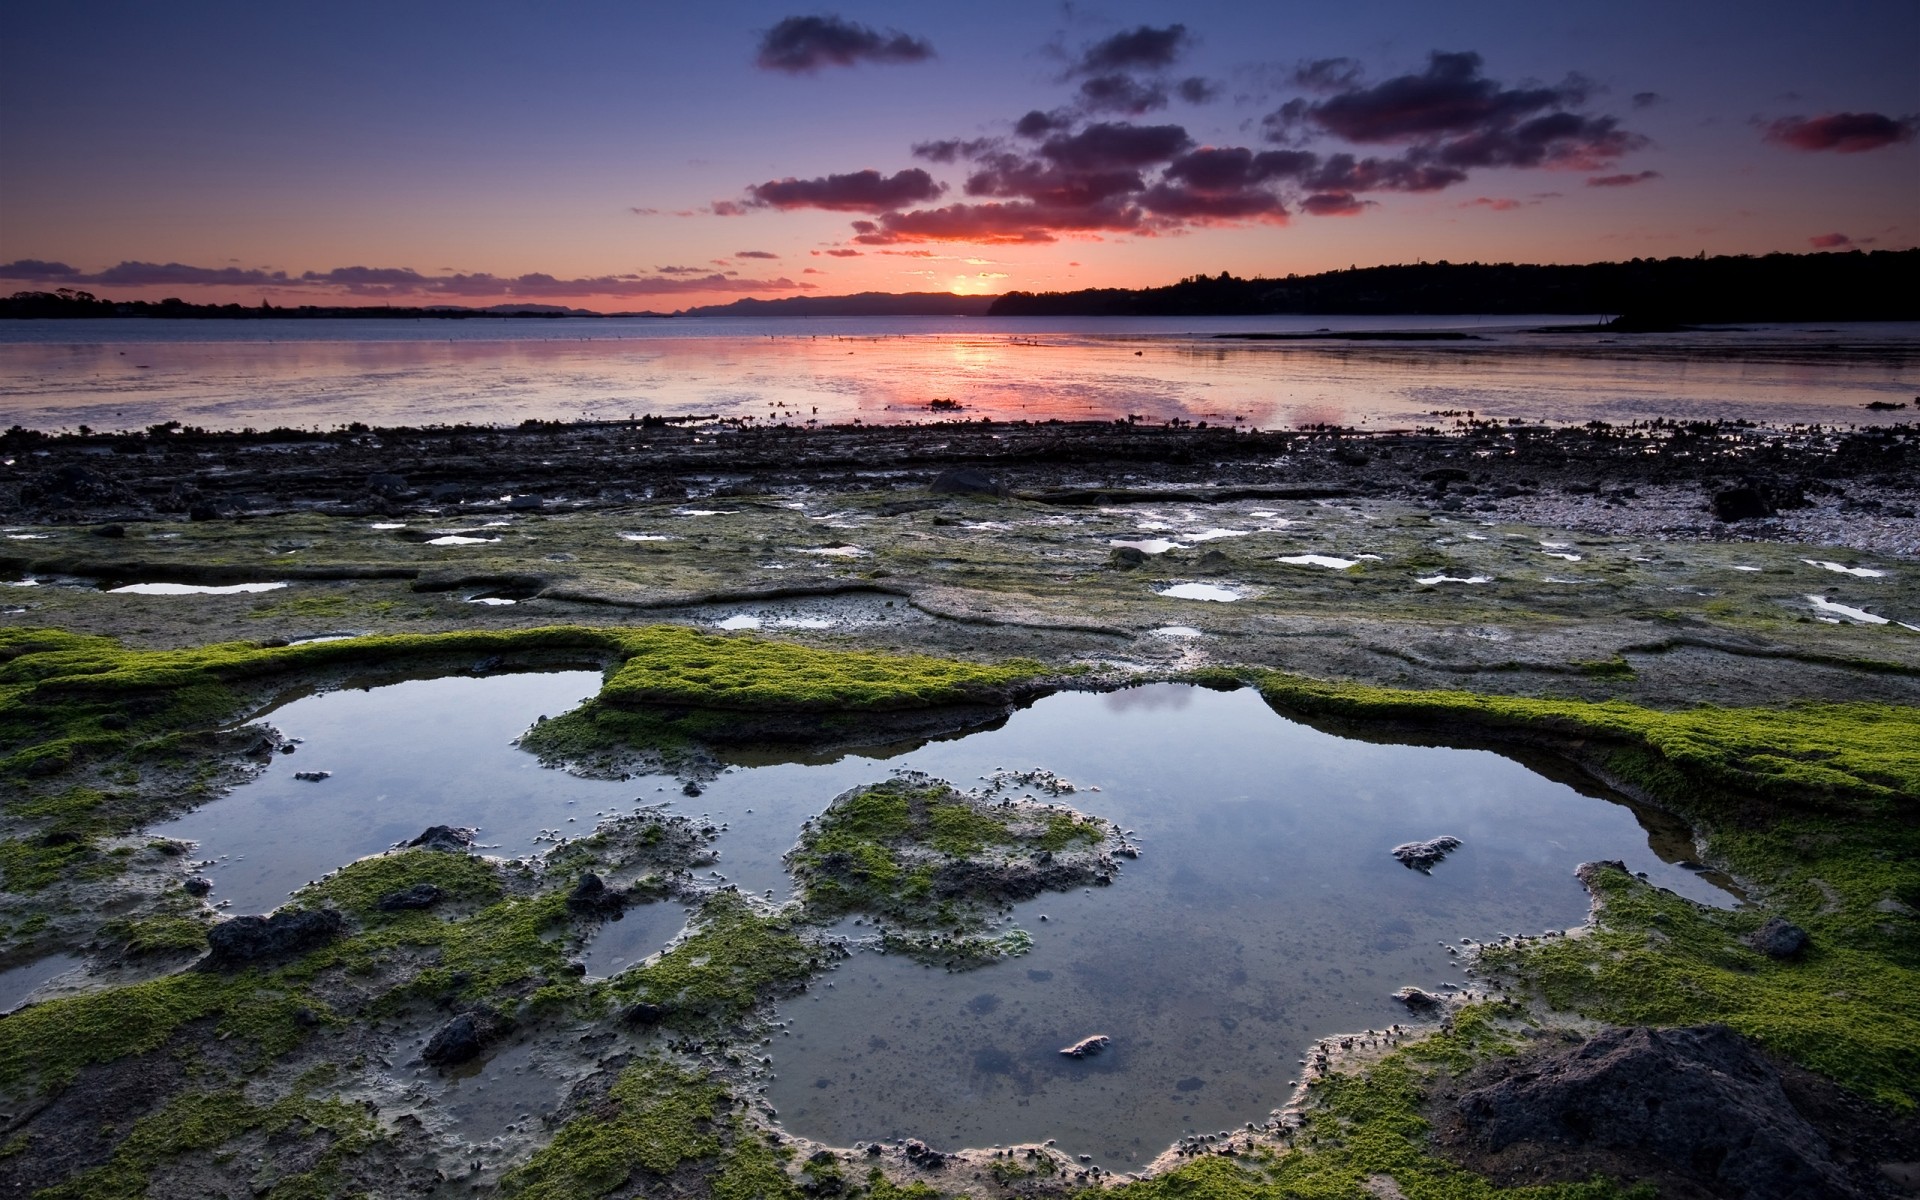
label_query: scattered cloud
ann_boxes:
[1587,169,1661,187]
[734,249,780,259]
[848,200,1142,245]
[1077,73,1169,115]
[1462,196,1527,211]
[744,168,945,212]
[755,15,933,73]
[1763,112,1917,153]
[1176,77,1219,104]
[1300,192,1367,216]
[1040,122,1192,170]
[629,207,661,216]
[1292,57,1364,93]
[1014,110,1070,139]
[1074,24,1190,74]
[822,248,863,257]
[911,137,999,163]
[0,259,813,299]
[802,267,823,274]
[1808,232,1854,248]
[1632,92,1663,109]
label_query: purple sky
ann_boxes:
[2,1,1915,310]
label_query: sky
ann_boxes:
[2,1,1915,311]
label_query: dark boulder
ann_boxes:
[407,825,474,853]
[422,1008,507,1067]
[1746,917,1809,959]
[1713,485,1774,522]
[376,883,446,912]
[365,472,410,496]
[183,876,214,897]
[930,468,1005,498]
[620,1001,670,1027]
[200,908,345,970]
[567,871,625,916]
[1109,545,1147,570]
[1455,1024,1855,1200]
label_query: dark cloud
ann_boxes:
[822,248,863,257]
[1078,73,1169,114]
[1631,92,1663,109]
[849,200,1143,245]
[965,155,1145,207]
[1292,57,1363,92]
[654,265,709,275]
[745,168,945,212]
[1298,51,1584,144]
[1162,147,1316,190]
[1176,77,1219,104]
[734,250,780,259]
[802,267,823,274]
[1303,153,1466,193]
[1014,109,1070,139]
[1462,196,1527,211]
[1139,183,1286,222]
[1586,169,1661,187]
[1809,232,1854,248]
[1430,111,1645,171]
[709,200,750,217]
[0,259,811,298]
[1764,112,1917,153]
[1300,192,1367,216]
[755,15,933,73]
[630,206,661,216]
[911,137,999,163]
[1040,122,1192,170]
[1076,24,1189,73]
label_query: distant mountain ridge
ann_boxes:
[677,291,999,318]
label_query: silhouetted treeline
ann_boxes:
[679,292,998,318]
[987,249,1920,322]
[0,290,658,320]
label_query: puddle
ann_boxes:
[1156,583,1241,602]
[1416,575,1493,585]
[1111,539,1181,555]
[1730,565,1763,572]
[107,581,289,595]
[288,633,357,645]
[1807,595,1889,625]
[3,578,41,587]
[138,674,1742,1165]
[578,902,692,980]
[1804,560,1887,579]
[0,952,85,1012]
[151,672,631,914]
[426,535,498,546]
[4,534,52,540]
[1278,554,1358,570]
[758,685,1735,1165]
[1184,530,1249,543]
[1148,626,1205,638]
[676,509,737,517]
[370,522,407,530]
[468,596,518,606]
[797,546,867,558]
[619,533,674,542]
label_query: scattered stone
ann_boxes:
[1392,986,1445,1011]
[1713,485,1774,522]
[1391,836,1462,873]
[407,825,475,853]
[422,1008,507,1067]
[903,1140,948,1169]
[566,871,626,916]
[200,908,346,970]
[929,468,1005,498]
[376,883,445,912]
[183,876,214,897]
[1109,545,1147,569]
[292,769,332,782]
[1746,917,1809,959]
[620,1001,669,1027]
[1060,1034,1111,1058]
[1455,1024,1855,1200]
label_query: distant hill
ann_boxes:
[0,292,670,320]
[678,291,998,318]
[987,249,1920,323]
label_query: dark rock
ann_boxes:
[200,908,345,970]
[1393,986,1445,1011]
[1196,549,1231,569]
[422,1009,506,1067]
[21,464,135,507]
[505,494,544,510]
[864,1143,883,1157]
[292,769,331,782]
[1059,1034,1110,1058]
[929,468,1005,498]
[1714,485,1774,522]
[567,871,625,916]
[91,523,127,538]
[682,781,703,797]
[903,1140,948,1169]
[1455,1024,1856,1200]
[620,1001,669,1026]
[365,472,410,496]
[1746,917,1809,959]
[376,883,446,912]
[1109,545,1147,569]
[183,876,214,896]
[1392,835,1463,873]
[407,825,474,853]
[1421,467,1471,483]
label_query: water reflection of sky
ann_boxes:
[1,316,1913,432]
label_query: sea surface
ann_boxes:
[1,315,1915,433]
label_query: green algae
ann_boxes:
[30,1086,379,1200]
[500,1060,730,1198]
[293,848,503,921]
[610,891,819,1024]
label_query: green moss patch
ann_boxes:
[293,848,503,921]
[501,1060,730,1198]
[610,891,819,1024]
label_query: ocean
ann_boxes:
[1,315,1914,433]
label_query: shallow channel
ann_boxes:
[152,671,1734,1164]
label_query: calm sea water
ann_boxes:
[2,315,1914,432]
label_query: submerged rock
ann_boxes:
[1391,835,1463,873]
[929,468,1005,498]
[567,871,626,916]
[407,825,475,853]
[1455,1024,1855,1200]
[292,769,332,782]
[1393,986,1445,1011]
[422,1008,508,1067]
[183,876,214,897]
[376,883,445,912]
[200,908,345,970]
[1746,916,1809,959]
[1060,1034,1111,1058]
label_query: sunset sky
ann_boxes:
[3,1,1915,311]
